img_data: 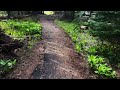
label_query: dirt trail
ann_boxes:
[30,17,90,79]
[7,16,91,79]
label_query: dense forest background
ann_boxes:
[0,11,120,79]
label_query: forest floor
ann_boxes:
[6,15,96,79]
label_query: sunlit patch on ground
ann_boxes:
[44,11,54,15]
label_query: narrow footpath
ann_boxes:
[30,17,90,79]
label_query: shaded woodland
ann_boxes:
[0,11,120,79]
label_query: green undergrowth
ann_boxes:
[55,19,118,78]
[0,17,42,49]
[0,17,42,77]
[0,59,16,77]
[0,19,42,39]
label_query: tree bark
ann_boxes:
[6,11,12,18]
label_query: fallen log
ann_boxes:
[0,42,23,52]
[0,32,13,44]
[0,31,23,52]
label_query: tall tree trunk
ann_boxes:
[18,11,20,15]
[40,11,44,14]
[6,11,11,18]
